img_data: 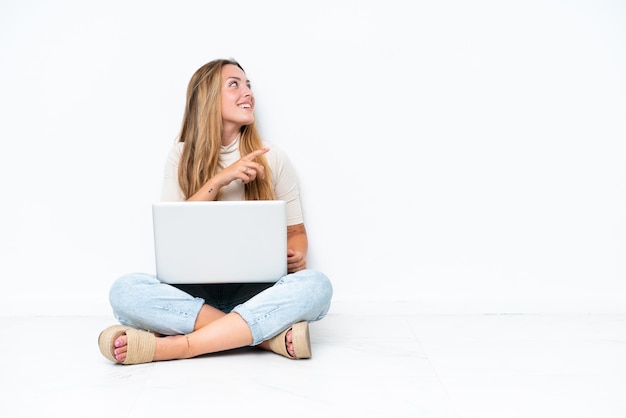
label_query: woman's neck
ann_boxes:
[221,124,241,146]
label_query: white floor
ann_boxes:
[1,302,625,418]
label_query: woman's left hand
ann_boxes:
[287,249,306,273]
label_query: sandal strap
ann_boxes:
[268,328,291,358]
[123,328,156,364]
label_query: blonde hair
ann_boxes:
[177,58,275,201]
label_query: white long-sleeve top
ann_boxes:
[160,136,304,226]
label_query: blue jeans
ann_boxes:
[108,269,333,345]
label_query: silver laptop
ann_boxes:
[152,200,287,284]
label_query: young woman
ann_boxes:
[98,58,333,364]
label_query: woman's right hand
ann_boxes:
[215,147,269,187]
[187,148,269,201]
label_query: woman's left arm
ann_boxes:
[287,223,308,273]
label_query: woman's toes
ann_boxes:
[113,335,129,362]
[114,335,128,348]
[285,329,295,357]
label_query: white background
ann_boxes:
[1,0,624,316]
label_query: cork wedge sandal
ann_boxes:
[268,321,312,359]
[98,325,156,365]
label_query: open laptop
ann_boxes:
[152,200,287,284]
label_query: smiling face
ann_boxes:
[221,64,255,136]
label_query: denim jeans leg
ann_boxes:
[108,272,205,335]
[232,269,333,345]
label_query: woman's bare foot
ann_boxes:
[113,334,193,363]
[284,329,295,357]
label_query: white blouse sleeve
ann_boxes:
[160,143,186,202]
[267,143,304,226]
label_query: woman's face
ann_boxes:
[221,64,255,129]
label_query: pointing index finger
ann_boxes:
[243,147,270,161]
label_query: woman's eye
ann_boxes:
[229,81,238,87]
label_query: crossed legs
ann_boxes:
[104,270,332,363]
[110,303,296,363]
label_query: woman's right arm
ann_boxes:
[186,148,271,201]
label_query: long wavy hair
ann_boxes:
[177,58,275,201]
